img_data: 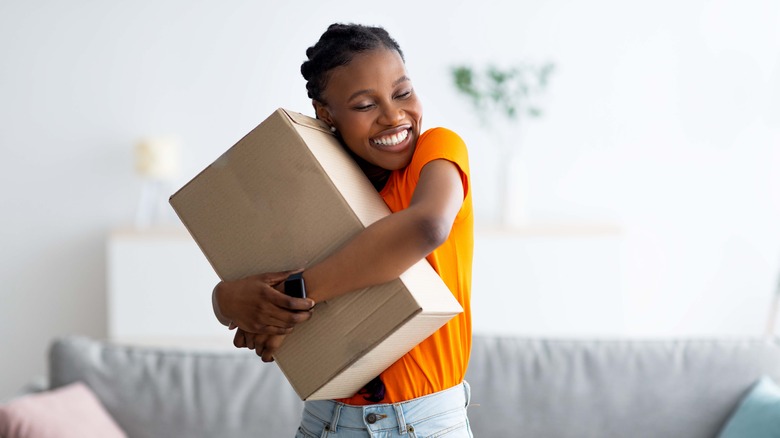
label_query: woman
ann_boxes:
[213,23,474,437]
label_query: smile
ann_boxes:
[371,128,409,147]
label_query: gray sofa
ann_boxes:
[47,335,780,437]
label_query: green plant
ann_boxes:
[451,61,555,226]
[451,62,555,125]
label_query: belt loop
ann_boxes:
[328,402,342,433]
[463,380,471,408]
[393,403,407,434]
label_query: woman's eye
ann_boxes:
[354,103,375,111]
[396,90,412,99]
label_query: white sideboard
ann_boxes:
[107,223,623,346]
[107,227,232,348]
[470,224,623,337]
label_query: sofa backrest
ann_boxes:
[465,336,780,438]
[50,336,780,438]
[49,337,302,438]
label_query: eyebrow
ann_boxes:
[346,75,411,102]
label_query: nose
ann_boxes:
[377,102,404,126]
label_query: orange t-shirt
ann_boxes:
[338,127,474,405]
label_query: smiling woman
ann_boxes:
[211,22,475,437]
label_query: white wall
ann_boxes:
[1,0,779,400]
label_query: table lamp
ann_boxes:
[134,136,180,228]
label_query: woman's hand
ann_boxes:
[233,328,287,362]
[213,271,315,335]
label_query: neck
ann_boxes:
[361,163,390,192]
[344,147,390,192]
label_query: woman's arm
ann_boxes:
[302,158,465,302]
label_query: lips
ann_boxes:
[370,125,412,153]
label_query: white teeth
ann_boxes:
[373,129,408,146]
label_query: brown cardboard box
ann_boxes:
[169,108,463,400]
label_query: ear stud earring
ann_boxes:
[330,126,337,133]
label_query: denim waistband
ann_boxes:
[303,381,471,435]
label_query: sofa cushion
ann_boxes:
[465,336,780,438]
[0,381,126,438]
[718,375,780,438]
[49,337,302,438]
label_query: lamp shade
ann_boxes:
[135,137,180,180]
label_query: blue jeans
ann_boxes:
[295,381,473,437]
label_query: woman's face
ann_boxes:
[315,48,423,171]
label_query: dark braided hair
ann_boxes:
[301,23,405,102]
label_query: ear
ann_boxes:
[312,100,334,126]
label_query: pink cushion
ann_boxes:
[0,382,126,438]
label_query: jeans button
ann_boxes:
[366,413,378,424]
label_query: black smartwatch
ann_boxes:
[284,272,306,299]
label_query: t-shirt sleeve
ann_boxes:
[408,127,470,200]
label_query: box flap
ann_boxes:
[282,108,333,135]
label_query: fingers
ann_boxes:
[260,348,274,362]
[252,335,270,359]
[256,334,286,362]
[263,335,286,362]
[233,329,247,348]
[240,308,311,334]
[247,324,294,336]
[263,304,314,326]
[254,269,302,286]
[262,282,315,312]
[237,331,287,363]
[253,336,267,358]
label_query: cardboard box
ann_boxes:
[169,108,463,400]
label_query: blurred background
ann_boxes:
[1,0,779,401]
